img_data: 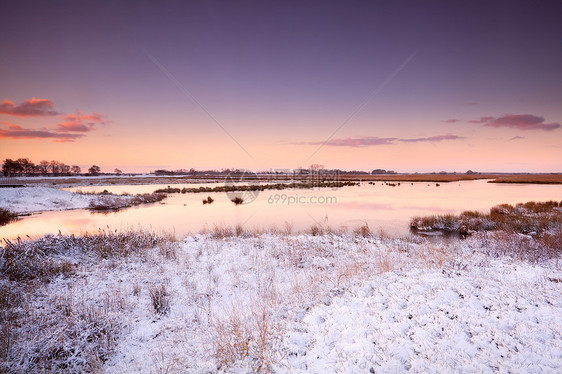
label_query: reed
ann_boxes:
[0,208,18,226]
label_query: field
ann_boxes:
[343,173,562,184]
[1,217,560,373]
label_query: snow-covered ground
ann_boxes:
[6,232,560,373]
[0,187,98,213]
[286,264,561,373]
[0,187,147,214]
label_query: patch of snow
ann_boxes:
[285,262,561,372]
[0,187,96,213]
[9,233,561,373]
[0,187,132,214]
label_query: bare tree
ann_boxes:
[38,160,50,175]
[88,165,101,175]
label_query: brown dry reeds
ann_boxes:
[202,196,214,204]
[0,208,18,226]
[0,229,173,373]
[231,197,244,205]
[88,192,166,211]
[411,201,561,235]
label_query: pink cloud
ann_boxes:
[399,134,466,143]
[470,114,560,131]
[444,119,461,123]
[55,111,109,132]
[62,111,108,125]
[295,134,465,147]
[0,97,59,117]
[0,122,84,142]
[469,116,495,124]
[0,98,110,142]
[294,137,397,147]
[56,122,92,132]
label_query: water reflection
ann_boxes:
[1,180,560,240]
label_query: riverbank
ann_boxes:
[0,187,166,215]
[410,200,561,245]
[1,228,560,373]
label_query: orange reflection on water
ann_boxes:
[1,179,561,241]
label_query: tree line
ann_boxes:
[2,158,105,177]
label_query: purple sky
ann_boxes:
[1,1,561,172]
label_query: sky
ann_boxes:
[1,0,561,173]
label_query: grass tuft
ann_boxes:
[202,196,215,205]
[0,229,173,373]
[149,284,170,315]
[89,193,166,211]
[231,197,244,205]
[354,223,372,238]
[0,208,18,226]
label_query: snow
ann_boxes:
[287,265,561,373]
[0,187,97,213]
[14,232,560,373]
[0,186,145,214]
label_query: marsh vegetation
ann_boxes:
[1,215,560,372]
[0,208,18,226]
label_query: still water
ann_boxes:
[1,180,561,240]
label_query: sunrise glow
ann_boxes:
[1,1,560,173]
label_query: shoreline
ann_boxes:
[6,172,562,188]
[0,187,167,215]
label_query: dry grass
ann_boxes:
[0,229,174,373]
[353,223,372,238]
[411,200,561,236]
[88,192,166,211]
[202,196,214,205]
[490,174,562,184]
[411,201,562,261]
[376,252,392,273]
[130,192,166,205]
[212,311,252,370]
[341,173,562,184]
[2,218,558,373]
[476,228,562,262]
[154,186,182,193]
[1,236,76,282]
[211,307,277,373]
[0,208,18,226]
[149,284,170,315]
[20,173,562,189]
[82,228,166,259]
[3,289,124,373]
[231,197,245,205]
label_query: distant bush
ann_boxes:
[155,181,359,195]
[231,197,244,205]
[154,186,181,193]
